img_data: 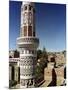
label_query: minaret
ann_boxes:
[17,1,39,88]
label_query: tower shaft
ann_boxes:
[17,1,39,88]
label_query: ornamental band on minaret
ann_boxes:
[17,2,39,88]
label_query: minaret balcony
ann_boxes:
[17,37,39,48]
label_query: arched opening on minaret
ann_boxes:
[24,26,27,36]
[24,5,27,10]
[28,26,32,36]
[33,31,35,36]
[29,5,32,10]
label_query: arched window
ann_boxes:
[24,5,27,10]
[24,26,27,36]
[9,56,12,58]
[50,57,55,62]
[33,31,35,36]
[29,5,32,10]
[28,26,32,36]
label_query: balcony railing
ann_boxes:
[17,37,39,45]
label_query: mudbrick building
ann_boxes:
[42,52,66,87]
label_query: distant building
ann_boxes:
[9,50,15,58]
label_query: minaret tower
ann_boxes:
[17,1,39,88]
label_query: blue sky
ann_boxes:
[9,1,66,52]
